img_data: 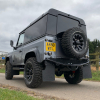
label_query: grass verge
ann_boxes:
[84,71,100,82]
[0,88,42,100]
[0,67,23,74]
[0,67,5,73]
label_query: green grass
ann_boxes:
[84,71,100,81]
[0,88,41,100]
[0,68,23,74]
[0,68,5,73]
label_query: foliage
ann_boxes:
[88,38,100,53]
[88,39,100,59]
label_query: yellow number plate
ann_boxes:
[46,42,56,52]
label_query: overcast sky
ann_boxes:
[0,0,100,52]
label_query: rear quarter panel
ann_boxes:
[22,37,45,63]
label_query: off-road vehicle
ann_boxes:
[5,9,92,88]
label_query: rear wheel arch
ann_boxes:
[24,52,36,63]
[5,56,13,65]
[56,32,65,39]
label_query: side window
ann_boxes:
[24,15,47,43]
[17,34,24,46]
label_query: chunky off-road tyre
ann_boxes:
[61,27,88,58]
[64,67,83,84]
[24,57,42,88]
[5,61,13,80]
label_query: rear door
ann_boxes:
[56,15,79,57]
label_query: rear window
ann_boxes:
[57,15,79,34]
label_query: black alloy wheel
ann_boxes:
[25,62,33,83]
[72,33,84,51]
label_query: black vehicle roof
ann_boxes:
[20,8,85,34]
[46,9,85,25]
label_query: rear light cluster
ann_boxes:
[45,52,52,56]
[85,55,89,58]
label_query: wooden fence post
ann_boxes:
[96,53,99,71]
[89,53,100,71]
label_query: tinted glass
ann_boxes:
[24,15,47,43]
[46,15,57,35]
[57,15,79,34]
[17,34,24,46]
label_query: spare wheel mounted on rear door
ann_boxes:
[61,27,88,58]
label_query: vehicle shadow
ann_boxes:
[11,76,90,90]
[39,80,86,89]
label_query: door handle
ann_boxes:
[19,50,22,52]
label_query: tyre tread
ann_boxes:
[24,57,42,88]
[5,61,13,80]
[64,67,83,84]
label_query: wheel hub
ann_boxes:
[72,33,84,51]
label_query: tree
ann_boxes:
[89,39,100,53]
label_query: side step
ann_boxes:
[13,67,24,71]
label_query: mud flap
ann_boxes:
[83,64,92,78]
[42,61,55,81]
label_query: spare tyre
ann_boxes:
[61,27,88,58]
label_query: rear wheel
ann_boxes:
[64,67,83,84]
[24,57,42,88]
[5,61,13,80]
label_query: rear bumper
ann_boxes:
[42,58,91,81]
[46,58,89,67]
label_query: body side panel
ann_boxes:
[22,36,45,64]
[12,46,23,65]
